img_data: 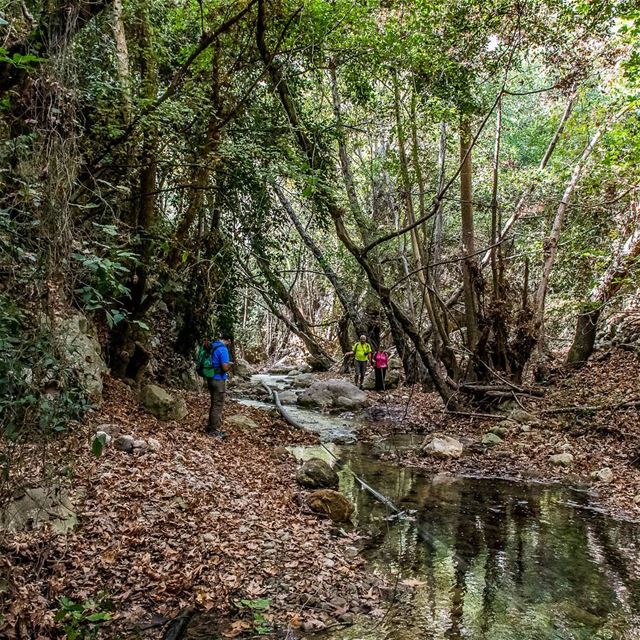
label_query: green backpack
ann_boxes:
[196,343,221,378]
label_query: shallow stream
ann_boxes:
[292,442,640,639]
[249,375,640,639]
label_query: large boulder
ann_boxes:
[56,314,107,402]
[235,358,256,379]
[422,435,464,459]
[296,458,339,489]
[139,384,187,421]
[289,373,316,388]
[306,489,354,523]
[297,379,368,411]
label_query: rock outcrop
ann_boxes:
[56,313,107,402]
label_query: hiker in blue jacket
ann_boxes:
[196,333,233,437]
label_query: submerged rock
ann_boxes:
[139,384,188,421]
[296,458,339,489]
[422,435,464,459]
[297,379,368,411]
[550,453,574,467]
[306,489,354,523]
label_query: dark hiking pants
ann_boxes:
[207,378,226,431]
[354,360,367,387]
[374,367,387,391]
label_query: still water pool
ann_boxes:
[291,442,640,640]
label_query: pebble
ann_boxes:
[203,533,215,543]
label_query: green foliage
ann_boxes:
[0,48,46,70]
[0,294,89,438]
[71,224,142,329]
[237,598,272,635]
[54,595,112,640]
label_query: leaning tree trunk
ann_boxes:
[534,105,631,343]
[253,252,334,369]
[566,211,640,365]
[273,184,365,337]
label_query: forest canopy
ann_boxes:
[1,0,640,418]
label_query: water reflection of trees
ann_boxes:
[337,451,640,639]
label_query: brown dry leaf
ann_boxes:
[400,578,427,587]
[222,620,252,637]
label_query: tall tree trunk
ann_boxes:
[111,0,132,122]
[567,208,640,365]
[254,252,333,368]
[460,117,480,355]
[533,106,630,338]
[329,63,369,242]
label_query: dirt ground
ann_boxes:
[0,379,383,639]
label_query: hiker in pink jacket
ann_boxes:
[372,349,389,392]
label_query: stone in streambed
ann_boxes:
[289,373,315,388]
[297,379,367,411]
[422,435,463,459]
[306,489,354,523]
[550,453,574,467]
[296,458,339,489]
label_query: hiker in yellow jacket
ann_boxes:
[347,334,372,389]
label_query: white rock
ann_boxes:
[147,437,161,452]
[95,431,112,445]
[422,435,464,459]
[549,453,574,467]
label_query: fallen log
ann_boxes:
[540,399,640,415]
[459,383,544,397]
